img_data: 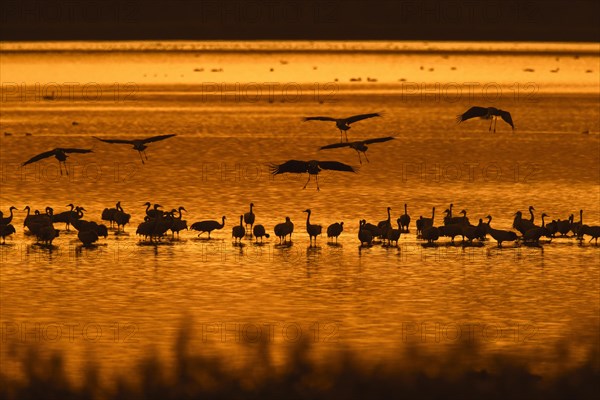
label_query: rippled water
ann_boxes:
[1,41,599,384]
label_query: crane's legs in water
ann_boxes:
[302,175,311,189]
[339,130,343,142]
[302,174,320,190]
[357,151,362,165]
[60,161,69,176]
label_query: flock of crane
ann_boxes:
[18,106,514,190]
[5,104,596,249]
[0,201,598,249]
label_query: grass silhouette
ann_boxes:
[1,323,599,400]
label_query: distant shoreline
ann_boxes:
[2,40,599,56]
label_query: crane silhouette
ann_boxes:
[319,136,394,164]
[92,134,176,164]
[456,106,514,132]
[270,160,356,191]
[22,148,92,175]
[303,113,381,142]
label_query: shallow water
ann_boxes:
[0,41,599,384]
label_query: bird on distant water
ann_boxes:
[22,148,93,175]
[456,106,514,132]
[327,222,343,243]
[243,203,255,233]
[93,134,176,164]
[232,215,245,243]
[253,225,269,243]
[304,209,322,245]
[303,113,381,142]
[270,160,356,191]
[0,206,17,225]
[0,224,16,244]
[578,225,600,244]
[274,217,294,244]
[485,215,518,247]
[399,203,411,232]
[319,136,394,164]
[190,216,226,238]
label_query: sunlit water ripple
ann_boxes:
[0,41,599,384]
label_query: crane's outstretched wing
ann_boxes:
[93,136,133,145]
[456,106,488,123]
[22,149,57,166]
[363,136,395,145]
[345,113,381,124]
[61,148,93,154]
[270,160,308,175]
[499,111,515,129]
[317,161,356,172]
[142,134,177,143]
[320,142,351,150]
[303,116,337,122]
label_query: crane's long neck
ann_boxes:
[580,210,583,223]
[250,204,253,213]
[449,204,453,217]
[529,208,535,222]
[486,216,492,225]
[25,207,30,218]
[432,208,435,220]
[404,204,407,215]
[239,216,244,226]
[541,215,546,228]
[306,211,311,227]
[221,217,225,228]
[145,203,151,213]
[387,208,391,222]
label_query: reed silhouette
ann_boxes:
[1,324,597,400]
